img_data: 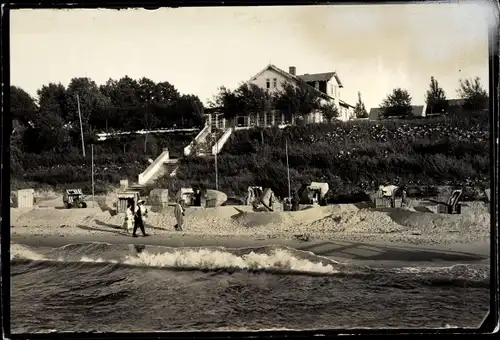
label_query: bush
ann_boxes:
[166,112,489,201]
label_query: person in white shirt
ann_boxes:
[124,199,135,234]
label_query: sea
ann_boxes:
[10,242,490,333]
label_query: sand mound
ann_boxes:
[10,200,490,245]
[232,210,287,228]
[11,207,105,228]
[387,202,489,234]
[307,209,405,234]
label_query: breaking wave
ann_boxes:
[10,242,490,288]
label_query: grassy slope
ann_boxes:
[161,112,489,202]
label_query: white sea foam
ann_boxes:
[123,248,339,274]
[10,244,47,261]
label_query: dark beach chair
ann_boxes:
[429,189,463,214]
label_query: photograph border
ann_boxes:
[1,0,499,337]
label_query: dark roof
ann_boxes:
[369,108,384,119]
[297,72,335,82]
[369,105,426,119]
[297,72,343,88]
[205,107,223,114]
[411,105,425,116]
[445,99,465,107]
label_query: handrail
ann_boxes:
[138,149,170,185]
[211,127,234,155]
[184,124,211,156]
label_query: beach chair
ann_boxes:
[432,189,463,214]
[484,189,491,203]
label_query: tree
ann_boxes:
[235,83,273,115]
[457,77,488,110]
[321,102,340,122]
[174,94,205,128]
[66,77,111,129]
[37,83,70,122]
[130,106,161,153]
[425,76,447,115]
[380,88,412,118]
[10,86,38,127]
[353,91,368,118]
[274,82,322,121]
[100,76,141,109]
[210,86,244,120]
[22,112,70,153]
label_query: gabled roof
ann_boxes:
[248,64,334,101]
[297,72,343,88]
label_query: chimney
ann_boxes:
[289,66,296,76]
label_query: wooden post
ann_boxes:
[76,94,86,157]
[91,144,95,206]
[215,140,218,191]
[286,139,291,199]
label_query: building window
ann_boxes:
[315,81,319,90]
[334,85,337,97]
[330,84,333,95]
[266,79,270,89]
[273,78,277,88]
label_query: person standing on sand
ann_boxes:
[291,190,300,211]
[125,199,135,234]
[174,199,185,231]
[132,199,149,237]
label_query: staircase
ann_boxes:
[196,129,226,157]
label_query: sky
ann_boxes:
[10,2,496,111]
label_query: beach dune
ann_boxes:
[10,195,490,247]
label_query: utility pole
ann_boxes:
[76,94,86,157]
[215,137,219,191]
[286,139,291,199]
[91,144,95,206]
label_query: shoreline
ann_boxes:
[12,233,490,267]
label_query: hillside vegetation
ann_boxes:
[162,111,489,202]
[12,131,196,194]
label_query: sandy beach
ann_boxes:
[11,192,491,333]
[10,192,491,265]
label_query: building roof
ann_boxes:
[247,64,352,107]
[339,99,354,108]
[369,105,426,119]
[411,105,426,117]
[369,107,384,120]
[445,99,466,107]
[297,72,343,88]
[249,64,333,100]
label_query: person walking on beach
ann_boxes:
[132,199,149,237]
[291,190,300,211]
[124,199,135,234]
[174,199,185,231]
